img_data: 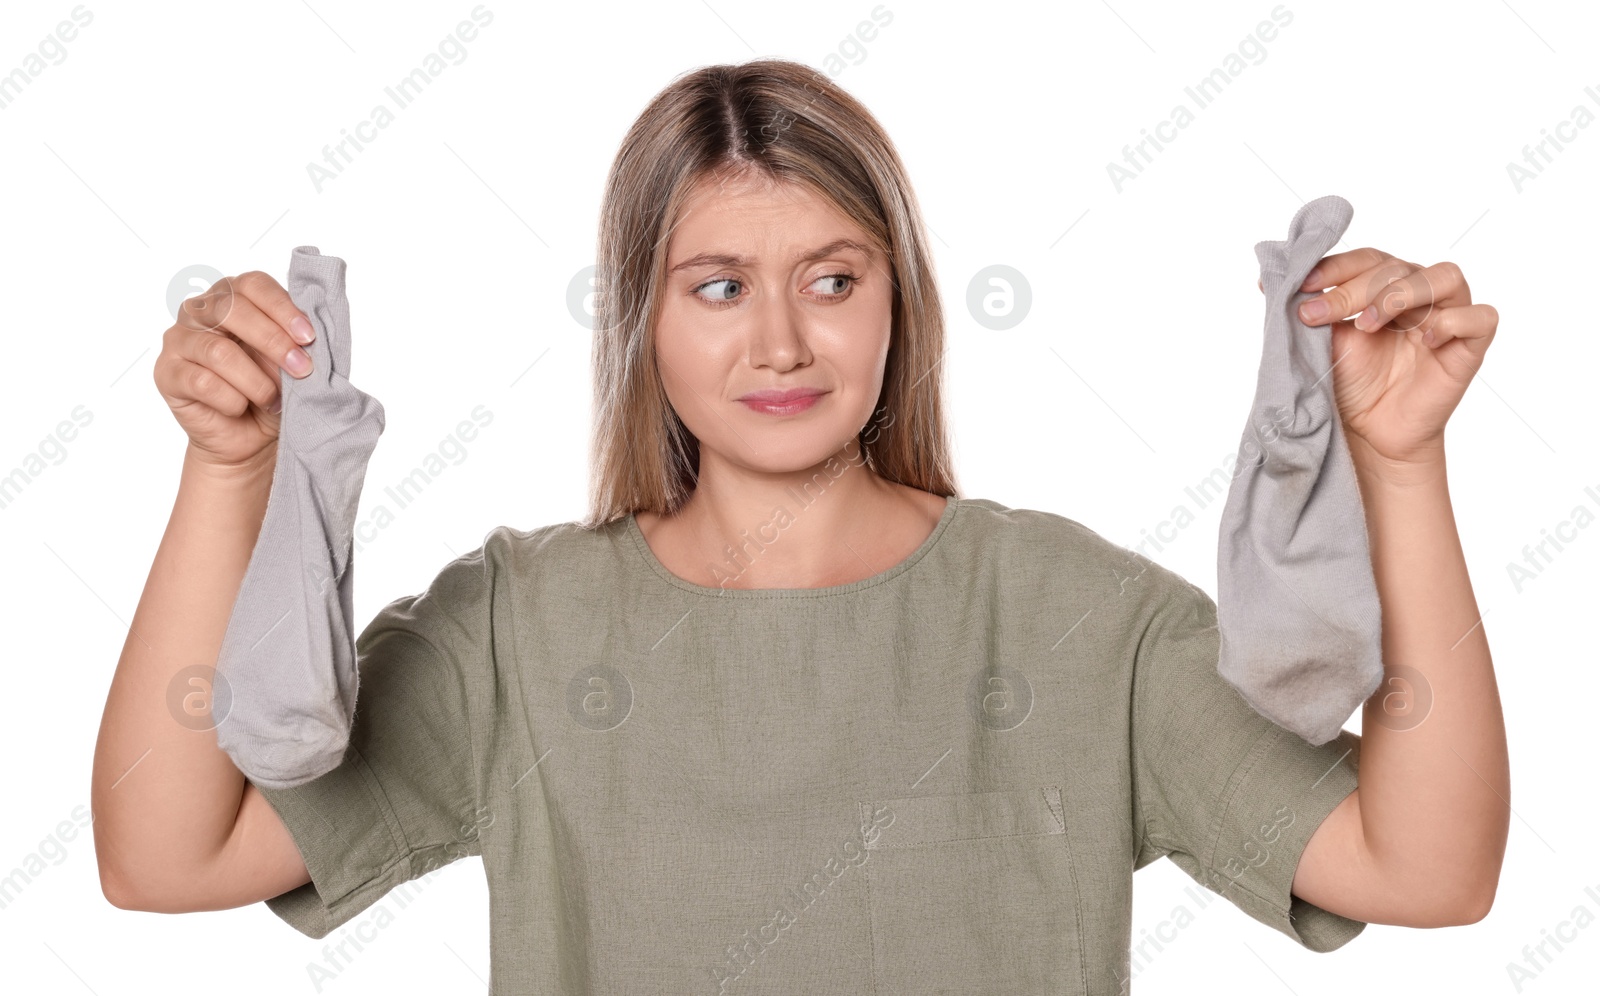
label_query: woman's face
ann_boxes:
[654,171,894,477]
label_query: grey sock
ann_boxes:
[214,245,386,788]
[1214,195,1383,746]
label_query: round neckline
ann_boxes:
[624,494,960,599]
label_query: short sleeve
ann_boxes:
[251,540,497,939]
[1130,577,1366,952]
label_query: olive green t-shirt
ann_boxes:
[255,495,1365,994]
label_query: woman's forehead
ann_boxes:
[666,180,873,266]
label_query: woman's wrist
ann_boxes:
[181,441,278,498]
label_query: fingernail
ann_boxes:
[289,315,315,344]
[285,346,312,376]
[1356,305,1378,330]
[1300,297,1330,323]
[1303,267,1323,289]
[267,395,282,414]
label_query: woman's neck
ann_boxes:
[634,458,947,591]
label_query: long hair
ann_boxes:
[582,58,957,529]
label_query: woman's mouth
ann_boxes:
[738,388,827,416]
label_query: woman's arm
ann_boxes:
[96,269,334,911]
[1292,442,1508,927]
[92,446,309,912]
[1278,247,1507,927]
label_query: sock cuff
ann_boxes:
[1254,237,1290,278]
[1286,195,1353,246]
[291,245,347,284]
[1253,196,1352,280]
[288,246,353,380]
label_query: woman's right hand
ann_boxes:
[155,270,318,471]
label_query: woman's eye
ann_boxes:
[693,273,856,308]
[809,273,853,296]
[696,277,741,303]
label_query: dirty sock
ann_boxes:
[214,245,387,788]
[1214,195,1384,746]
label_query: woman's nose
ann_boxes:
[744,294,809,368]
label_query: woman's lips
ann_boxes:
[738,390,826,415]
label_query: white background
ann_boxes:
[1,0,1595,993]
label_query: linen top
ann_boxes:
[255,495,1366,994]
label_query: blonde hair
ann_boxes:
[582,58,957,530]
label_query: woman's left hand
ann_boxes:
[1273,247,1498,471]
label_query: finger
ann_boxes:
[158,355,255,419]
[232,269,319,347]
[165,323,283,413]
[1353,261,1471,333]
[178,273,314,380]
[1300,253,1418,328]
[181,270,316,344]
[1421,303,1498,349]
[1297,246,1394,293]
[1383,303,1435,336]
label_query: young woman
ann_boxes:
[94,59,1507,993]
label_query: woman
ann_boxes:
[94,59,1507,993]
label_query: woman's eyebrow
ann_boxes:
[668,238,875,274]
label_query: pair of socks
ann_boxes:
[1214,195,1384,746]
[213,245,386,788]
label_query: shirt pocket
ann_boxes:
[858,785,1087,994]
